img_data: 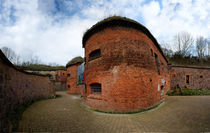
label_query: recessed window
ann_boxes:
[150,49,153,56]
[161,86,164,96]
[155,53,160,75]
[186,75,190,85]
[67,74,71,77]
[89,49,101,61]
[90,83,101,93]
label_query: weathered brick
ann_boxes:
[56,70,67,82]
[170,66,210,90]
[0,50,55,132]
[66,63,83,94]
[83,18,170,112]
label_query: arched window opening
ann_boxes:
[90,83,101,93]
[89,49,101,61]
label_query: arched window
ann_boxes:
[90,83,101,93]
[89,49,101,61]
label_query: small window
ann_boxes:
[186,75,190,85]
[67,74,70,77]
[200,75,203,78]
[155,53,160,75]
[90,83,101,93]
[67,85,70,88]
[161,86,164,96]
[89,49,101,61]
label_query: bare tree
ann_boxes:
[196,36,207,58]
[173,32,194,56]
[160,41,174,58]
[1,46,17,63]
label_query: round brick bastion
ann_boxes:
[82,16,170,113]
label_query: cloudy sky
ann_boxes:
[0,0,209,65]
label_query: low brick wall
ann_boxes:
[0,50,55,132]
[170,65,210,90]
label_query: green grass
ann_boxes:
[17,64,66,71]
[167,88,210,96]
[181,88,210,96]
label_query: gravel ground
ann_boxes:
[18,91,210,133]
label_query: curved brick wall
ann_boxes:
[83,23,170,112]
[66,63,81,94]
[0,50,55,132]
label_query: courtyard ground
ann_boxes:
[18,91,210,133]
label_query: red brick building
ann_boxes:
[56,70,67,82]
[66,57,84,94]
[170,65,210,90]
[82,16,170,112]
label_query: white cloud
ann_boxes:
[0,0,209,65]
[141,0,210,44]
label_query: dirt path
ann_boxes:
[18,91,210,133]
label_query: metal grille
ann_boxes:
[90,83,101,93]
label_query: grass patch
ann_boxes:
[167,88,210,96]
[17,64,66,71]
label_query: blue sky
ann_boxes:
[0,0,209,65]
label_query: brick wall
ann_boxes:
[0,50,55,132]
[56,70,67,82]
[84,26,170,112]
[170,66,210,90]
[66,63,82,94]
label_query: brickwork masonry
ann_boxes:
[0,50,55,132]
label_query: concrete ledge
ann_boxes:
[81,100,165,115]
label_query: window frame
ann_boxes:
[90,83,102,94]
[89,49,101,61]
[185,75,190,85]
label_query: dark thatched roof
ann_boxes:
[82,16,168,63]
[66,56,84,68]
